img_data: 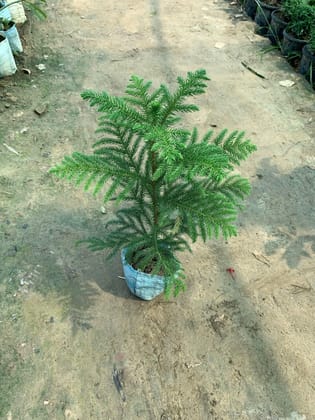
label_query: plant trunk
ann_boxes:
[150,150,159,249]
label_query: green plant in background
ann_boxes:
[310,26,315,52]
[51,70,256,297]
[282,0,315,39]
[0,0,46,19]
[308,26,315,86]
[0,17,11,29]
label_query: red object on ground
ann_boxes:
[226,267,236,279]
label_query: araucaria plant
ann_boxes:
[51,70,256,298]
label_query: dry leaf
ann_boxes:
[252,251,270,266]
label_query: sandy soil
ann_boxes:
[0,0,315,419]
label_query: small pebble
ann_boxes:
[5,93,18,103]
[214,42,225,49]
[35,63,46,71]
[6,246,17,257]
[279,79,295,87]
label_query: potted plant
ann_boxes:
[244,0,259,19]
[281,0,314,57]
[50,70,256,300]
[0,0,47,21]
[300,26,315,86]
[0,32,16,76]
[268,8,289,45]
[0,17,23,52]
[4,0,26,24]
[0,0,11,20]
[254,0,281,36]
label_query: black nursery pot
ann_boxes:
[299,44,315,86]
[282,28,308,59]
[244,0,258,19]
[268,10,288,46]
[255,1,279,36]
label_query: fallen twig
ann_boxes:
[290,283,312,294]
[3,143,19,155]
[112,365,126,402]
[252,251,270,267]
[241,61,267,79]
[0,191,13,196]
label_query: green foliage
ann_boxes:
[0,17,11,30]
[282,0,315,39]
[24,0,46,19]
[51,70,256,297]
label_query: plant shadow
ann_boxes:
[149,0,175,82]
[1,205,137,334]
[204,154,315,413]
[241,158,315,268]
[208,241,298,415]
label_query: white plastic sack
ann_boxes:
[0,1,12,20]
[5,0,26,24]
[121,248,165,300]
[3,23,23,53]
[0,34,17,77]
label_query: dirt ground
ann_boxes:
[0,0,315,419]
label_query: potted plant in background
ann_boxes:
[0,0,46,21]
[0,17,23,53]
[0,0,11,20]
[244,0,259,19]
[281,0,314,59]
[0,0,46,77]
[4,0,26,24]
[300,26,315,86]
[268,7,289,45]
[254,0,281,36]
[0,31,16,76]
[50,70,256,300]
